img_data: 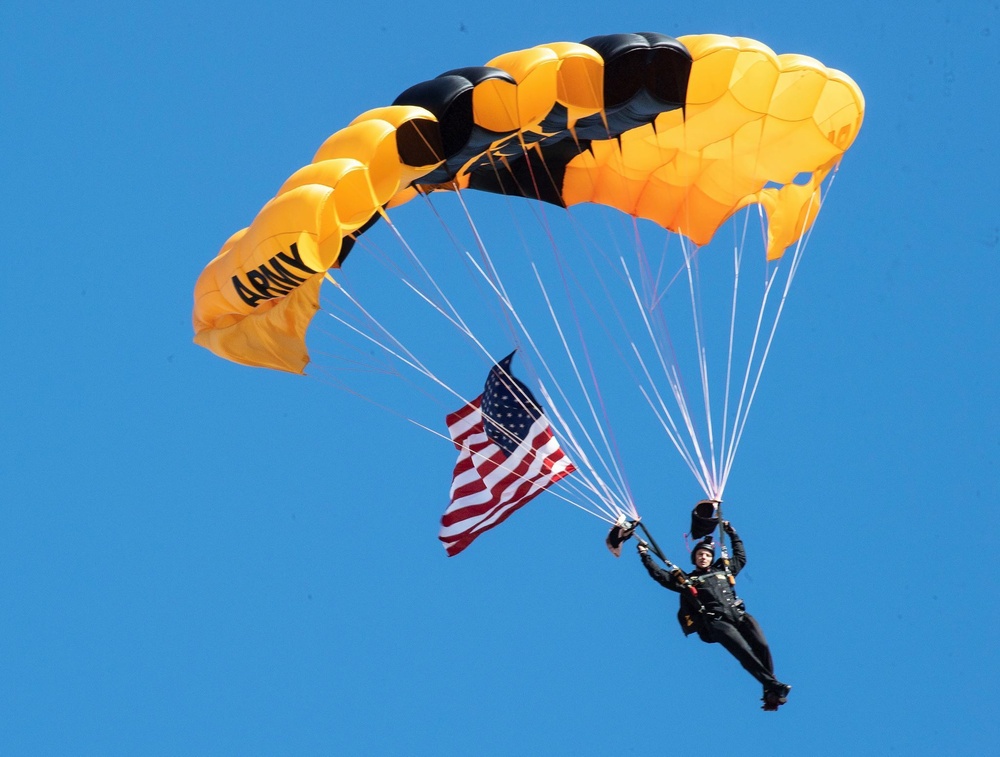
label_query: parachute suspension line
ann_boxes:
[534,381,635,521]
[717,225,780,493]
[452,148,639,520]
[451,187,518,320]
[337,210,501,387]
[309,362,456,429]
[379,205,591,497]
[630,219,689,380]
[656,109,732,496]
[528,244,638,515]
[366,202,566,445]
[679,234,722,493]
[307,328,600,517]
[416,191,519,341]
[325,283,607,518]
[718,186,821,491]
[376,211,506,368]
[638,224,685,314]
[355,218,488,355]
[549,207,726,521]
[620,256,714,493]
[527,263,636,517]
[342,217,522,417]
[556,208,673,403]
[477,150,546,263]
[511,141,639,494]
[323,283,468,408]
[719,269,781,490]
[454,246,632,522]
[322,217,531,431]
[536,381,635,523]
[451,152,579,361]
[627,222,713,482]
[412,180,631,521]
[633,354,712,493]
[377,208,483,350]
[546,205,722,507]
[451,190,610,464]
[674,234,722,493]
[716,209,753,500]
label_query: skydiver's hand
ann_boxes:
[722,520,736,536]
[636,540,649,555]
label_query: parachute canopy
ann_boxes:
[193,32,864,374]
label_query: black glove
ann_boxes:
[636,540,649,555]
[722,520,736,536]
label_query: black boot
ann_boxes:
[761,682,791,711]
[772,683,791,703]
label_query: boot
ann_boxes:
[772,683,791,703]
[761,682,791,710]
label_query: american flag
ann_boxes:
[439,351,575,556]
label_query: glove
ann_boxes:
[636,540,649,555]
[722,520,736,536]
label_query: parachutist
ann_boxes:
[637,518,790,709]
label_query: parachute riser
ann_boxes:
[641,523,707,612]
[636,521,670,565]
[715,502,737,588]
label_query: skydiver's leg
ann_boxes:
[737,614,774,676]
[703,619,779,688]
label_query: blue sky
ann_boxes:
[2,2,998,755]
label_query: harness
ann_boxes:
[675,569,707,634]
[680,557,746,633]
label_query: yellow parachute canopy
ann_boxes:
[193,33,864,374]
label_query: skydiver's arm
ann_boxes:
[640,552,684,592]
[727,528,746,576]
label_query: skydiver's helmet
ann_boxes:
[691,538,716,565]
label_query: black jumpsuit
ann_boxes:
[640,531,780,691]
